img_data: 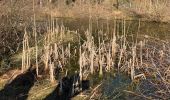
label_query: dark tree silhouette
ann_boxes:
[0,68,37,100]
[45,73,89,100]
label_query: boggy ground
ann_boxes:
[0,31,169,100]
[0,68,90,100]
[0,68,37,100]
[0,2,170,98]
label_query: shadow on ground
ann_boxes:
[0,68,37,100]
[45,73,90,100]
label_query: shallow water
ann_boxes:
[54,18,170,41]
[36,18,170,99]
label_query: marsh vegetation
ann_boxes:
[0,0,170,100]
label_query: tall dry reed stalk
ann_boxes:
[49,46,55,83]
[22,29,30,72]
[43,36,50,71]
[33,0,39,76]
[131,45,136,80]
[79,45,83,81]
[98,37,103,76]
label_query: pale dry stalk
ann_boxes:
[49,46,55,83]
[22,29,30,72]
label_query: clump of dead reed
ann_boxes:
[22,29,31,72]
[19,17,170,99]
[80,19,170,99]
[128,0,169,21]
[20,18,78,83]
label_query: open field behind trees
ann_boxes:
[0,0,170,99]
